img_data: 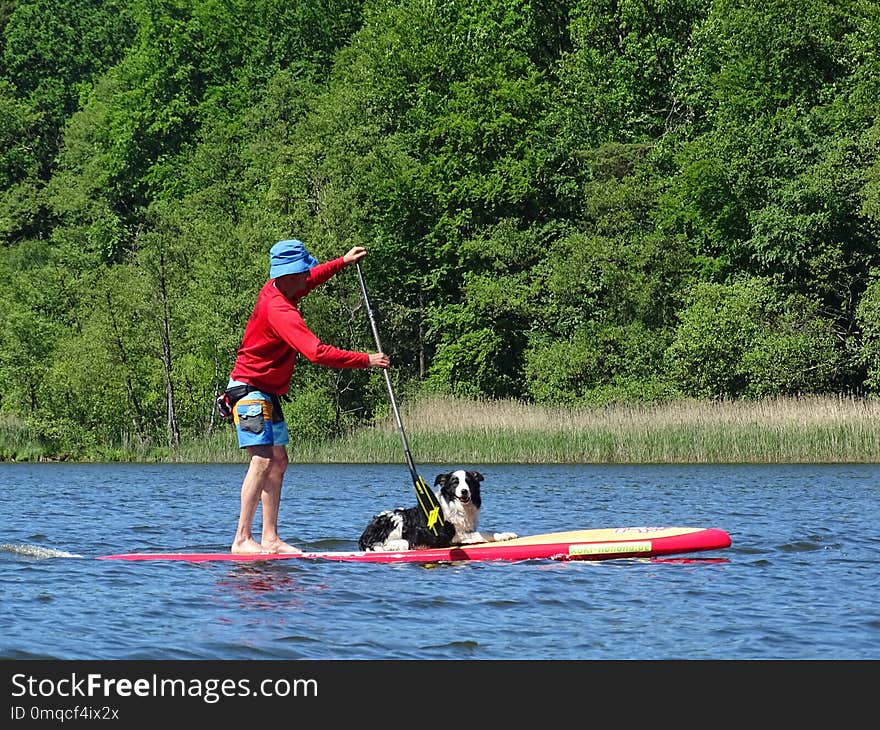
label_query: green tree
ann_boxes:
[665,277,841,399]
[855,273,880,393]
[524,143,688,404]
[302,0,569,397]
[662,0,880,391]
[0,0,135,243]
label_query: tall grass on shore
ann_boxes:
[4,395,880,464]
[0,415,44,462]
[289,394,880,465]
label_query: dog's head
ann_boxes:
[434,469,483,510]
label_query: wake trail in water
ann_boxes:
[0,543,84,559]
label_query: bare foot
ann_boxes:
[231,537,266,554]
[260,539,302,554]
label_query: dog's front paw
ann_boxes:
[493,532,518,541]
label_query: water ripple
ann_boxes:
[0,543,83,559]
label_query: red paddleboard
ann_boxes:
[98,526,731,564]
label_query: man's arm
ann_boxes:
[303,246,368,293]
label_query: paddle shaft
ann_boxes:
[355,263,443,531]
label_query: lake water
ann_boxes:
[1,461,878,661]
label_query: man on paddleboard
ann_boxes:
[224,239,390,554]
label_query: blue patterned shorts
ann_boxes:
[229,382,289,448]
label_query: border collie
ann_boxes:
[358,469,518,551]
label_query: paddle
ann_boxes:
[355,262,445,536]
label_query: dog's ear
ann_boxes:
[470,471,484,483]
[434,473,450,487]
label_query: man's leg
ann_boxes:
[259,445,299,553]
[232,444,275,554]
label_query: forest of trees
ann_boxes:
[1,0,880,458]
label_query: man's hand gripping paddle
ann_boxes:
[355,262,445,536]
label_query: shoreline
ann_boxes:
[4,394,880,464]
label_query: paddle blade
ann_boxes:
[414,474,445,535]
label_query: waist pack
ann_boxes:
[215,384,254,423]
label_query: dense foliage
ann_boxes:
[2,0,879,457]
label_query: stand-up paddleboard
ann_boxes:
[98,526,731,564]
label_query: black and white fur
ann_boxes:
[358,469,518,552]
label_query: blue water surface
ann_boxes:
[1,462,878,660]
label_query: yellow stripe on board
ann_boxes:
[568,541,652,556]
[482,527,700,548]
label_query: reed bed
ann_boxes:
[0,415,44,462]
[4,395,880,463]
[290,394,880,464]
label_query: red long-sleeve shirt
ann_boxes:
[230,257,369,395]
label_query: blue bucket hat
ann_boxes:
[269,239,319,278]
